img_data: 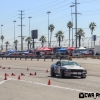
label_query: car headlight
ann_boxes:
[65,69,71,72]
[83,70,87,73]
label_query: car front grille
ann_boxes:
[71,69,84,72]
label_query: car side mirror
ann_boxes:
[58,63,61,66]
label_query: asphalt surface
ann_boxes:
[0,58,100,100]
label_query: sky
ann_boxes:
[0,0,100,45]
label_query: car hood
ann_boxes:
[62,65,85,70]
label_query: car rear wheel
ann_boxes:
[60,70,65,78]
[51,68,56,77]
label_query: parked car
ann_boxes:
[50,60,87,78]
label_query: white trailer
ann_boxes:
[94,45,100,55]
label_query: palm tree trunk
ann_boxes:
[2,40,3,50]
[16,44,17,50]
[69,28,70,47]
[59,36,60,47]
[28,41,29,49]
[91,31,93,48]
[42,41,43,47]
[6,45,7,51]
[79,36,81,47]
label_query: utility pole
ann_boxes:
[72,0,81,48]
[70,5,74,47]
[47,11,51,47]
[18,10,25,51]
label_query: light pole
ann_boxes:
[13,20,16,42]
[47,11,51,47]
[1,24,3,36]
[28,16,32,37]
[1,24,3,50]
[70,5,74,47]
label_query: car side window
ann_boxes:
[56,61,61,66]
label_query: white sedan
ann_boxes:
[50,60,87,78]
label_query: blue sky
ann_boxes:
[0,0,100,44]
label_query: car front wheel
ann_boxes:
[60,70,65,78]
[51,68,56,77]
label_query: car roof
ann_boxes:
[58,60,73,62]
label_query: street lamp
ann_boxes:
[47,11,51,47]
[1,24,3,36]
[13,20,16,42]
[70,5,74,47]
[1,24,3,50]
[28,16,32,37]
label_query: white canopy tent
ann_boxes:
[78,46,86,49]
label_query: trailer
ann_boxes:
[94,45,100,55]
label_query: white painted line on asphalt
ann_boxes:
[0,78,12,84]
[34,82,94,93]
[0,75,95,93]
[12,79,32,83]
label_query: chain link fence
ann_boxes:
[1,36,100,50]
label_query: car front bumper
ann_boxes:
[64,72,87,77]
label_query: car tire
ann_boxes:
[51,68,56,77]
[60,70,65,78]
[81,74,86,78]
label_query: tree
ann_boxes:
[39,35,46,47]
[14,40,18,50]
[55,31,64,47]
[5,41,9,50]
[67,21,73,47]
[25,37,32,49]
[77,28,85,47]
[1,35,4,50]
[49,24,55,47]
[89,22,96,48]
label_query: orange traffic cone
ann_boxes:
[4,73,7,80]
[47,79,51,85]
[30,73,33,76]
[27,68,29,71]
[21,73,25,76]
[8,67,11,69]
[2,67,5,69]
[46,69,48,73]
[18,75,20,80]
[5,73,9,76]
[11,73,16,76]
[34,72,36,75]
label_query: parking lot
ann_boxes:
[0,58,100,100]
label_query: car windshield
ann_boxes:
[61,61,79,66]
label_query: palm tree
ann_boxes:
[25,37,32,50]
[49,24,55,47]
[1,35,4,50]
[14,40,18,50]
[67,21,73,47]
[39,36,46,47]
[5,41,9,50]
[55,31,64,47]
[89,22,96,48]
[77,28,85,47]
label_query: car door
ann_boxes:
[55,61,61,74]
